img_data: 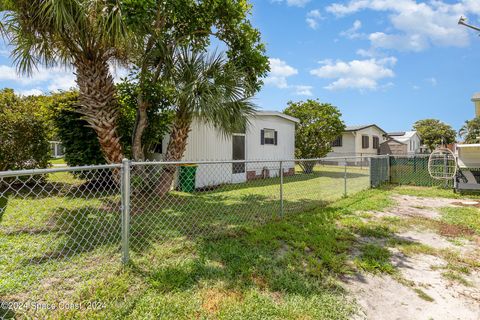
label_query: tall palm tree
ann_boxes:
[0,0,129,163]
[157,47,255,195]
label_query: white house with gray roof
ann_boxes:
[380,131,422,155]
[327,124,388,158]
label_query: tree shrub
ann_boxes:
[0,89,50,171]
[284,99,345,173]
[51,85,172,166]
[413,119,457,152]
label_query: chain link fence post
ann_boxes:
[121,158,131,264]
[279,160,284,218]
[387,154,391,183]
[344,158,347,197]
[369,156,373,188]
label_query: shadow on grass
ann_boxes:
[4,168,363,273]
[0,195,7,223]
[15,204,121,265]
[0,177,119,201]
[11,188,328,267]
[130,205,354,298]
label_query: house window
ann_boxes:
[332,136,343,147]
[153,141,163,154]
[373,136,380,149]
[261,129,277,145]
[362,135,369,149]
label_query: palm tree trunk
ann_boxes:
[157,115,192,195]
[75,56,123,164]
[131,98,149,161]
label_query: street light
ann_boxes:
[458,16,480,33]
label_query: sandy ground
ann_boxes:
[344,195,480,320]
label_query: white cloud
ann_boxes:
[264,58,313,96]
[111,64,129,83]
[0,63,128,94]
[0,64,76,91]
[425,77,437,86]
[17,88,44,96]
[272,0,311,7]
[356,48,377,57]
[294,85,313,96]
[47,74,77,92]
[326,0,480,51]
[264,58,298,88]
[306,9,323,29]
[310,57,397,90]
[368,32,428,52]
[340,19,363,39]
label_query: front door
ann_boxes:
[232,134,246,183]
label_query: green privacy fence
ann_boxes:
[370,157,389,187]
[389,155,453,188]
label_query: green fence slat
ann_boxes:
[389,156,452,188]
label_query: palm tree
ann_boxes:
[157,47,255,195]
[0,0,129,163]
[459,117,480,144]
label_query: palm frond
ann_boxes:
[171,46,256,136]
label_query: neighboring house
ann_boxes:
[49,141,64,158]
[380,131,422,155]
[327,124,387,158]
[153,111,299,188]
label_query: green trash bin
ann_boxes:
[178,164,197,192]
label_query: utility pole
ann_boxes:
[458,16,480,33]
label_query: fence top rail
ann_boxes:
[132,155,388,166]
[0,163,122,178]
[0,154,389,178]
[389,154,430,157]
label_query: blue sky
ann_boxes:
[1,0,479,132]
[251,0,480,132]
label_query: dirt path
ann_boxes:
[344,195,480,320]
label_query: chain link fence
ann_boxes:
[0,156,386,317]
[389,155,453,188]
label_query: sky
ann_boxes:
[0,0,480,133]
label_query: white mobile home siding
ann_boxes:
[245,115,296,178]
[154,113,297,188]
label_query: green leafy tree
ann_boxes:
[0,89,50,171]
[49,91,105,167]
[122,0,269,160]
[50,88,171,166]
[157,47,255,195]
[1,0,130,164]
[284,100,345,173]
[459,117,480,144]
[116,80,173,158]
[413,119,457,152]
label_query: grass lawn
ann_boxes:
[1,164,371,319]
[49,158,66,165]
[4,165,477,319]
